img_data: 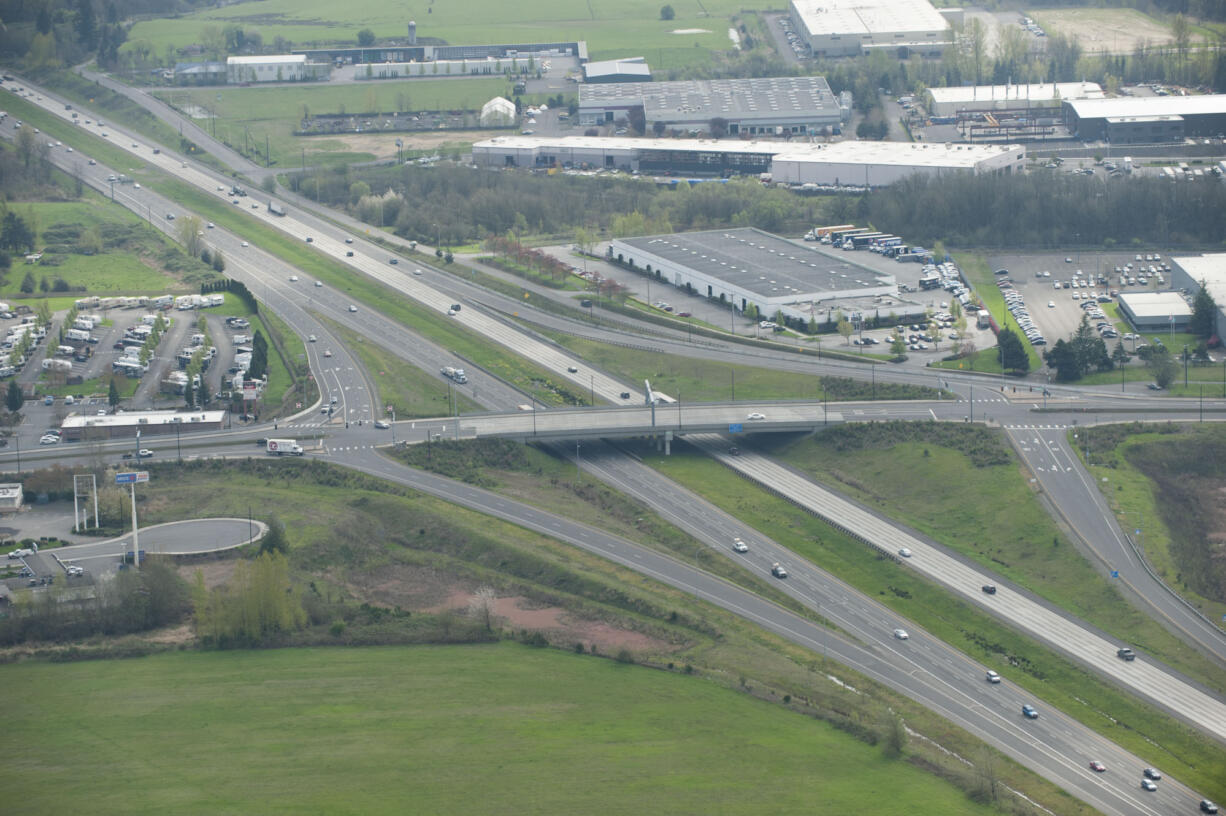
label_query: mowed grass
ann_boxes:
[126,0,735,69]
[646,444,1226,798]
[942,252,1041,373]
[1,202,182,296]
[0,644,990,816]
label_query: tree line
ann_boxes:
[867,171,1226,248]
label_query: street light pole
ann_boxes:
[575,442,581,482]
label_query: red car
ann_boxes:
[1089,761,1106,773]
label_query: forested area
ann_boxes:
[287,166,832,245]
[867,171,1226,248]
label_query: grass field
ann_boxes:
[941,253,1041,374]
[1033,8,1204,54]
[154,78,510,167]
[0,202,183,296]
[645,439,1226,799]
[0,644,994,816]
[125,0,738,70]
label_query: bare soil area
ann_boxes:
[310,129,502,159]
[1036,8,1203,53]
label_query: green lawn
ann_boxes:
[646,439,1226,799]
[125,0,736,70]
[0,644,991,816]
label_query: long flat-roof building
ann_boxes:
[1116,292,1192,332]
[790,0,953,58]
[609,228,895,319]
[578,76,842,135]
[926,82,1103,117]
[60,410,227,442]
[226,55,330,83]
[1064,94,1226,141]
[472,135,1024,186]
[1171,254,1226,338]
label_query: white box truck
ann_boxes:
[266,438,304,456]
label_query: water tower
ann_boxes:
[408,21,417,45]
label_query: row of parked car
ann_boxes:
[997,272,1047,346]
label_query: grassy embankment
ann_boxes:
[645,425,1226,799]
[1080,422,1226,627]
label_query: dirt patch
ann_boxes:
[1036,8,1202,53]
[308,129,504,159]
[145,623,195,645]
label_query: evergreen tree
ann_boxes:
[5,379,23,413]
[1190,281,1218,340]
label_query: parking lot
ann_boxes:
[989,251,1178,346]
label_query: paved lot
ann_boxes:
[988,250,1175,344]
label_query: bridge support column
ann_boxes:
[664,430,672,456]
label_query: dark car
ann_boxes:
[981,584,997,594]
[256,438,268,446]
[1202,801,1219,814]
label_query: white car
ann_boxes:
[985,670,1001,683]
[413,268,423,276]
[1048,301,1055,308]
[898,547,912,558]
[133,183,141,189]
[241,241,249,247]
[893,629,909,640]
[323,349,333,357]
[732,538,748,553]
[746,412,766,421]
[289,275,299,282]
[314,281,323,287]
[207,222,215,229]
[374,420,390,429]
[308,335,317,342]
[39,435,59,445]
[137,449,153,458]
[348,305,357,312]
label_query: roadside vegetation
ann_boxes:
[1081,422,1226,623]
[645,433,1226,800]
[0,457,1090,815]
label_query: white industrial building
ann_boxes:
[472,135,1024,187]
[0,484,23,512]
[480,97,517,127]
[926,82,1104,117]
[226,55,331,83]
[790,0,954,58]
[1116,292,1192,332]
[1171,253,1226,337]
[578,76,843,135]
[60,410,227,442]
[609,228,895,320]
[356,55,540,79]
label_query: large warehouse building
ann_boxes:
[472,135,1024,186]
[225,55,331,83]
[60,410,227,442]
[577,76,844,135]
[790,0,954,58]
[609,228,895,319]
[1116,292,1192,332]
[926,82,1103,117]
[1171,253,1226,337]
[1063,94,1226,141]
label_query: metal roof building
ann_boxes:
[609,228,895,318]
[1116,292,1192,331]
[578,75,842,135]
[472,135,1024,186]
[790,0,952,58]
[583,57,651,84]
[226,54,330,83]
[60,410,227,442]
[1170,254,1226,338]
[926,82,1103,116]
[1064,94,1226,140]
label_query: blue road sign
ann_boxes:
[1111,570,1120,578]
[115,471,149,485]
[728,423,743,433]
[1135,529,1141,535]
